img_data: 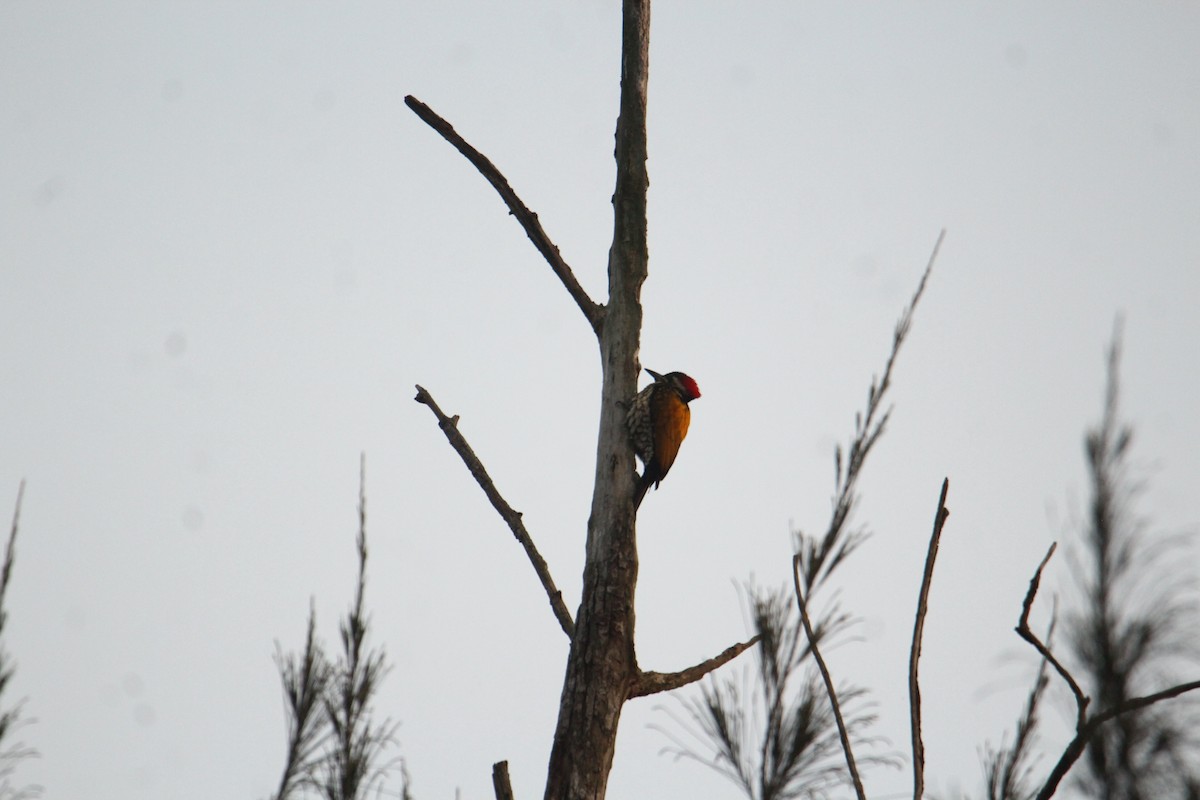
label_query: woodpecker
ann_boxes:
[626,368,702,509]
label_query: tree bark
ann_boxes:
[542,1,650,798]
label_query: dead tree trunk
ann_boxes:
[541,2,650,798]
[409,2,758,798]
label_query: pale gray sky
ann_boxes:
[2,3,1199,799]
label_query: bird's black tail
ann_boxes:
[633,472,654,510]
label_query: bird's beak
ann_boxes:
[645,368,663,380]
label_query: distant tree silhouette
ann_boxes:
[1065,330,1200,799]
[960,326,1200,800]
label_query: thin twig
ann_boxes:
[908,477,950,800]
[792,554,866,800]
[1016,544,1088,726]
[404,95,604,334]
[414,385,575,639]
[628,635,762,698]
[491,760,515,800]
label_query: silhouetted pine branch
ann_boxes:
[663,243,940,798]
[656,584,892,800]
[273,603,332,800]
[963,617,1055,800]
[794,230,943,595]
[315,474,398,800]
[271,460,403,800]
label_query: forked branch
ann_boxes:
[1016,544,1200,800]
[415,385,575,639]
[1017,544,1086,725]
[909,478,951,800]
[628,635,762,699]
[404,96,604,334]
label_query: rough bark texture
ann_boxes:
[542,1,650,798]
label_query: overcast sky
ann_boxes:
[3,3,1199,799]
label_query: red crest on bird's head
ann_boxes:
[676,373,701,401]
[646,368,701,402]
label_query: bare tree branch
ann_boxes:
[414,384,575,639]
[629,635,762,699]
[404,95,604,335]
[1017,544,1088,727]
[908,477,950,800]
[492,760,515,800]
[1016,543,1200,800]
[791,554,866,800]
[1087,679,1200,727]
[1030,689,1200,800]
